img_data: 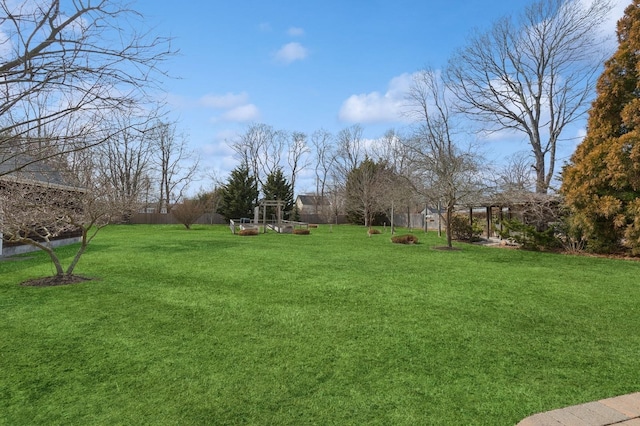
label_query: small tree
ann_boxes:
[344,157,392,227]
[0,173,129,284]
[217,165,258,221]
[405,69,484,248]
[196,187,222,223]
[171,198,206,230]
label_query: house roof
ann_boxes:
[296,194,330,205]
[0,151,80,191]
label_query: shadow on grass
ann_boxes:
[134,239,240,255]
[432,246,462,251]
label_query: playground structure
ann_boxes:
[229,199,309,234]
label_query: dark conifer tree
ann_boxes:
[262,168,294,219]
[217,165,258,221]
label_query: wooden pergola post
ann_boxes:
[262,202,267,233]
[486,206,491,238]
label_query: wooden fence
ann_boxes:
[128,212,226,225]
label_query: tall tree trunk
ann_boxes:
[534,149,547,194]
[446,206,453,248]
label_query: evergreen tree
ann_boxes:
[562,0,640,254]
[262,168,294,219]
[217,165,258,221]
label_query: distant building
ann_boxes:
[0,153,83,257]
[391,204,443,230]
[295,194,335,223]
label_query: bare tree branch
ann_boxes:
[405,69,485,247]
[447,0,612,193]
[0,0,174,176]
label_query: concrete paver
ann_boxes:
[517,393,640,426]
[565,401,630,424]
[600,393,640,418]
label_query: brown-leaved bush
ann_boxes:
[391,234,419,245]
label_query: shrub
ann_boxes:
[496,219,561,251]
[293,228,310,235]
[309,224,318,229]
[391,234,419,244]
[171,198,206,230]
[552,215,587,254]
[238,228,259,236]
[450,215,482,242]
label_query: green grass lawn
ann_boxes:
[1,224,639,425]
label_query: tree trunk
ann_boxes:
[446,206,453,248]
[23,240,65,277]
[534,151,547,194]
[44,246,66,277]
[390,202,395,235]
[66,241,87,277]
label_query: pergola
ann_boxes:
[463,193,561,238]
[257,199,284,233]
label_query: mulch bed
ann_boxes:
[21,275,93,287]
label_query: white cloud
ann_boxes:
[274,42,308,64]
[215,104,260,123]
[338,73,415,124]
[199,92,249,109]
[168,91,260,123]
[287,27,305,37]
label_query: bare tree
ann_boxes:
[406,69,484,248]
[152,122,200,213]
[171,198,206,230]
[0,169,133,283]
[446,0,612,194]
[344,157,396,228]
[95,114,155,218]
[334,124,364,181]
[310,128,336,198]
[287,131,310,195]
[0,0,173,176]
[372,129,421,230]
[496,151,536,194]
[230,123,287,189]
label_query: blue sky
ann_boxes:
[133,0,627,193]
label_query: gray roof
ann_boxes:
[296,194,330,206]
[0,151,77,189]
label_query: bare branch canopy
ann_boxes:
[446,0,613,194]
[0,0,174,175]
